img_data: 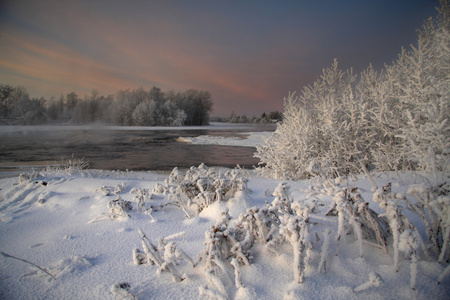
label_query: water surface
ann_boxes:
[0,123,275,174]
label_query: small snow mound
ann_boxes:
[235,286,258,300]
[226,191,252,218]
[49,256,92,278]
[199,200,228,221]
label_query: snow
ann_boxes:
[0,167,448,300]
[177,132,271,148]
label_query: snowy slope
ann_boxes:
[0,167,448,300]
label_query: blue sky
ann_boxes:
[0,0,439,116]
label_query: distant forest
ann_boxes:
[212,110,283,124]
[0,84,283,126]
[0,85,213,126]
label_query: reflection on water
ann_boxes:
[0,125,274,173]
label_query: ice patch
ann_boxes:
[178,132,272,147]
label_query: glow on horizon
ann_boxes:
[0,0,439,116]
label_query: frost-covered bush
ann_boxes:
[133,228,193,282]
[152,164,250,215]
[326,187,390,257]
[194,182,316,290]
[190,180,393,290]
[196,209,253,268]
[135,181,317,296]
[90,182,131,222]
[373,183,422,290]
[373,181,450,263]
[372,180,450,289]
[128,169,449,295]
[255,61,372,179]
[130,187,151,213]
[256,2,450,180]
[406,183,450,262]
[392,4,450,179]
[95,182,126,196]
[61,155,90,174]
[107,196,132,216]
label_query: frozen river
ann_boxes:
[0,123,275,175]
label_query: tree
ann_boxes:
[0,84,213,127]
[256,60,373,179]
[230,111,238,123]
[65,92,79,112]
[394,1,450,178]
[7,86,48,124]
[256,93,320,179]
[21,97,47,125]
[268,111,283,122]
[149,86,164,105]
[172,89,213,125]
[0,84,14,118]
[132,100,154,126]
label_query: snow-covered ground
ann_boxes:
[0,164,448,299]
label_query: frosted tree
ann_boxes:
[255,93,320,180]
[358,65,407,171]
[132,100,154,126]
[394,2,450,181]
[256,60,375,179]
[361,1,450,176]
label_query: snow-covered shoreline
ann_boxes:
[0,166,448,299]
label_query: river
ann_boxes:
[0,123,275,176]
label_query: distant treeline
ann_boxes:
[0,85,213,126]
[211,110,283,124]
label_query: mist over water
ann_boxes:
[0,124,274,173]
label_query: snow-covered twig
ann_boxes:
[230,258,244,289]
[199,285,227,300]
[437,264,450,285]
[0,251,56,280]
[349,216,364,258]
[205,268,228,298]
[353,272,383,292]
[318,229,331,273]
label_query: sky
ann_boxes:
[0,0,439,116]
